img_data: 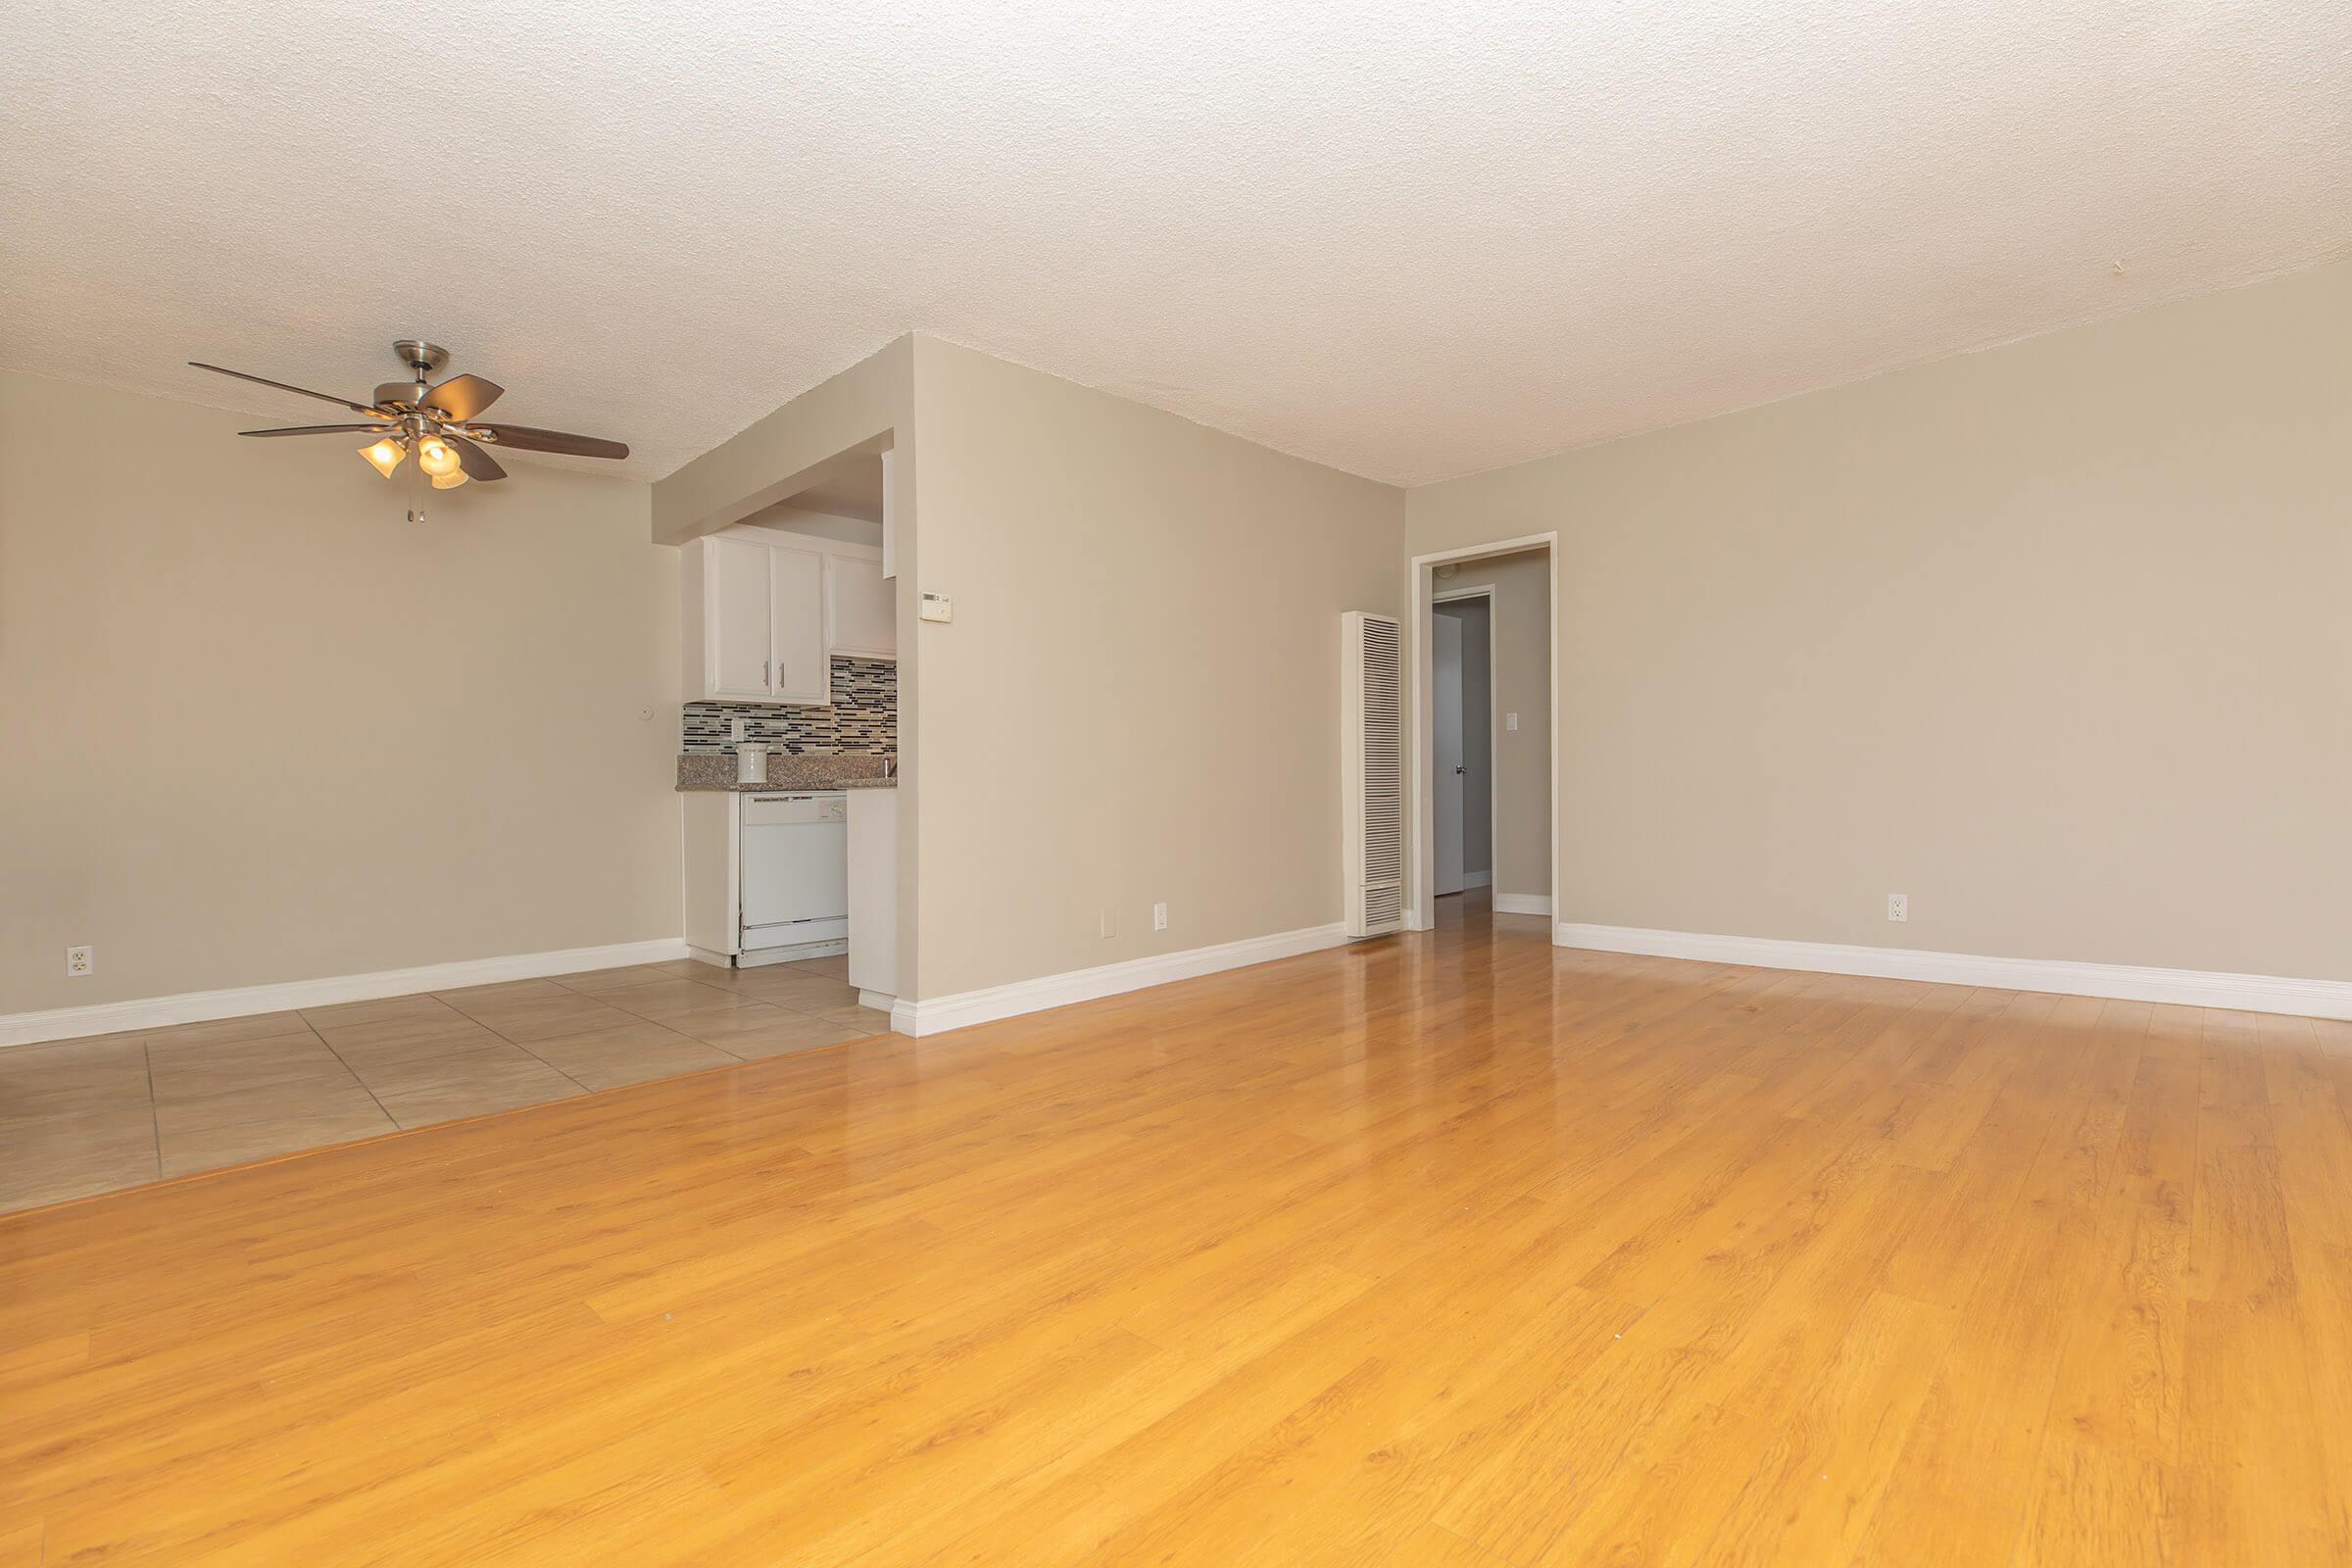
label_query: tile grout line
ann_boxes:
[139,1040,162,1182]
[307,1020,403,1132]
[456,986,703,1093]
[491,1029,599,1096]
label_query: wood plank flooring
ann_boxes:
[3,894,2348,1564]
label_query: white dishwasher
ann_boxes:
[739,791,849,954]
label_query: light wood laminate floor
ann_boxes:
[0,956,887,1213]
[4,893,2348,1564]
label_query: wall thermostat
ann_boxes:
[918,592,954,623]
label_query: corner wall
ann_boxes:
[1,371,681,1015]
[908,336,1403,1000]
[1405,257,2352,982]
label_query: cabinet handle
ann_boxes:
[764,659,771,689]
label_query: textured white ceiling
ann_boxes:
[4,2,2346,486]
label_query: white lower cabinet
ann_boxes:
[682,788,899,1005]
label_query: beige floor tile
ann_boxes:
[431,978,573,1006]
[661,1003,797,1044]
[359,1050,584,1129]
[544,963,688,995]
[0,1039,153,1119]
[642,958,744,981]
[138,1011,313,1050]
[0,1106,159,1211]
[157,1104,398,1179]
[734,973,862,1011]
[521,1021,741,1092]
[448,991,644,1044]
[313,1013,505,1069]
[600,978,768,1022]
[146,1035,355,1100]
[153,1075,386,1138]
[692,1013,863,1059]
[808,1004,896,1036]
[299,994,456,1029]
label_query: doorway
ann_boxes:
[1431,593,1494,898]
[1408,535,1558,933]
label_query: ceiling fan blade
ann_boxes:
[422,373,503,421]
[473,423,630,460]
[450,434,508,481]
[237,423,391,437]
[190,362,380,416]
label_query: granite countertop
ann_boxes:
[676,753,897,792]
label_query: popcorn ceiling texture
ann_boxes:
[3,2,2347,486]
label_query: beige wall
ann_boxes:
[909,336,1403,998]
[1438,549,1552,901]
[1,372,681,1015]
[1406,257,2352,982]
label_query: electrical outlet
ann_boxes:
[1152,902,1168,932]
[66,945,94,977]
[1099,908,1117,939]
[1886,893,1908,923]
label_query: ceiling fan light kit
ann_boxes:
[190,340,631,519]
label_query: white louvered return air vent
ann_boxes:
[1342,611,1405,938]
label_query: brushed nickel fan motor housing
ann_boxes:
[392,339,450,376]
[376,340,452,411]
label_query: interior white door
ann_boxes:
[710,537,773,700]
[827,556,896,659]
[1434,612,1466,897]
[767,545,830,704]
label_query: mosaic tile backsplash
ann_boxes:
[682,657,896,754]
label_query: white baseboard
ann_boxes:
[891,922,1352,1038]
[1462,870,1494,889]
[0,937,692,1051]
[1492,893,1553,916]
[1555,922,2352,1022]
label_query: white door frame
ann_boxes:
[1430,587,1499,893]
[1406,534,1560,936]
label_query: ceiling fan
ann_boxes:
[189,339,630,500]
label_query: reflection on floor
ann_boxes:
[0,955,890,1212]
[9,889,2339,1561]
[4,888,2352,1560]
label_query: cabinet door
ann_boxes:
[767,545,830,705]
[708,536,773,700]
[827,556,896,660]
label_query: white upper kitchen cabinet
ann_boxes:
[827,556,896,661]
[706,536,774,701]
[765,545,829,704]
[682,534,831,705]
